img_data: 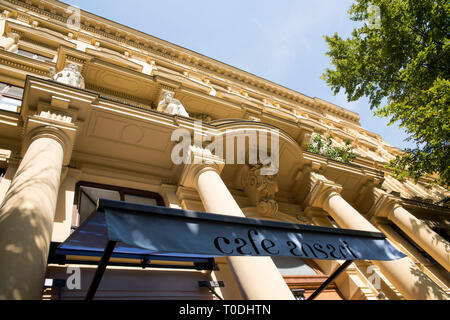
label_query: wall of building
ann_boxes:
[0,0,448,300]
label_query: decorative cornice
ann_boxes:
[0,50,52,76]
[1,0,361,124]
[84,83,150,108]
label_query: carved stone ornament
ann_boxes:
[242,164,279,217]
[191,113,213,122]
[157,91,189,117]
[50,63,85,89]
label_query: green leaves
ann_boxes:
[307,133,357,163]
[322,0,450,188]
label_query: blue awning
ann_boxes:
[55,207,213,266]
[56,198,406,300]
[57,198,405,263]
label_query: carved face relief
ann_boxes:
[163,91,174,101]
[157,91,189,117]
[52,63,85,89]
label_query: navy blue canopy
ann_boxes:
[55,208,213,268]
[56,199,405,263]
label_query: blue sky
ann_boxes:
[65,0,416,150]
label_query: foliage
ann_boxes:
[307,133,357,163]
[321,0,449,188]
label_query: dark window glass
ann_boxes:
[389,223,436,262]
[271,256,318,276]
[431,226,450,243]
[73,181,164,227]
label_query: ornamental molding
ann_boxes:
[2,0,361,123]
[0,51,52,76]
[191,113,214,123]
[3,19,76,49]
[50,62,85,89]
[84,83,150,108]
[241,164,280,218]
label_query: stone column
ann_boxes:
[0,115,76,299]
[374,222,450,291]
[372,190,450,272]
[180,149,294,300]
[0,158,18,206]
[307,172,448,300]
[304,207,400,300]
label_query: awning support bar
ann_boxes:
[307,260,353,300]
[85,240,117,300]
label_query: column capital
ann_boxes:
[368,188,402,220]
[22,112,78,166]
[179,146,225,189]
[306,172,343,210]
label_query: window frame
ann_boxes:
[72,181,165,229]
[0,82,23,112]
[13,46,54,63]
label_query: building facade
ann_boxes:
[0,0,449,300]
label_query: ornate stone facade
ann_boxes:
[0,0,448,301]
[50,63,85,89]
[157,91,189,117]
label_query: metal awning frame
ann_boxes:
[56,199,403,301]
[84,238,354,300]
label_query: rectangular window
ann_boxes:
[73,181,165,228]
[14,48,53,63]
[272,256,318,276]
[0,82,23,112]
